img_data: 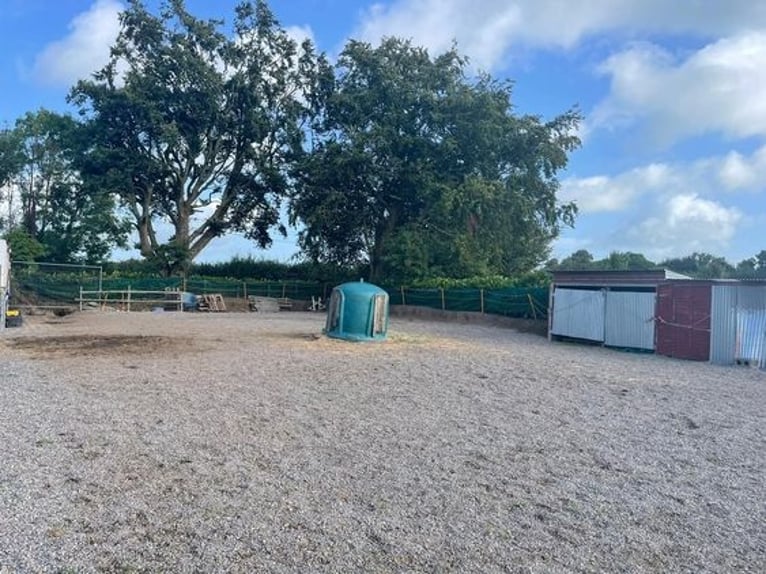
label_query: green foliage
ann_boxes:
[2,109,130,263]
[660,252,735,279]
[70,0,329,275]
[405,270,551,289]
[189,255,362,283]
[292,37,580,282]
[551,250,658,271]
[0,126,24,192]
[4,228,46,261]
[105,255,362,284]
[734,250,766,278]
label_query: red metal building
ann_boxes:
[655,282,712,361]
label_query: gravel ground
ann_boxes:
[0,310,764,573]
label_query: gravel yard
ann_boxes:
[1,311,764,573]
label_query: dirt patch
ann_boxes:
[259,330,474,354]
[4,334,191,358]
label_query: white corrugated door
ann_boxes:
[604,291,656,350]
[551,288,605,342]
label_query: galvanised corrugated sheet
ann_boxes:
[737,286,766,368]
[710,285,737,364]
[736,309,766,367]
[738,284,766,309]
[710,285,766,366]
[551,288,605,342]
[604,291,656,350]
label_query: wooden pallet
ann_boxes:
[198,293,226,312]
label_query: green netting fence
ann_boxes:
[12,270,328,305]
[12,266,549,320]
[385,286,549,319]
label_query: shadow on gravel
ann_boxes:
[4,335,191,358]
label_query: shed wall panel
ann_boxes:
[604,291,655,350]
[551,288,605,342]
[710,285,737,365]
[737,285,766,309]
[736,309,766,367]
[737,286,766,368]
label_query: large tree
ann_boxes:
[71,0,328,274]
[291,38,580,282]
[0,110,129,263]
[0,126,24,230]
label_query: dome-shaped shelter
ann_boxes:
[325,281,389,341]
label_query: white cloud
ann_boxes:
[624,194,742,258]
[560,163,679,213]
[590,33,766,143]
[712,147,766,190]
[32,0,122,87]
[354,0,766,70]
[285,25,315,47]
[556,143,766,259]
[561,144,766,217]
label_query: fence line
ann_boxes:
[12,270,550,320]
[386,286,548,320]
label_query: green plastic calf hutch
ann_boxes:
[325,281,389,341]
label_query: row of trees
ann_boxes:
[0,0,580,282]
[548,250,766,279]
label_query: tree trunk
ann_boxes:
[369,207,399,284]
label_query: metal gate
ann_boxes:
[656,283,712,361]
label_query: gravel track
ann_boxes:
[1,311,764,573]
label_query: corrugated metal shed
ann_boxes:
[655,283,711,361]
[710,284,766,367]
[550,288,605,342]
[549,269,686,350]
[604,291,655,350]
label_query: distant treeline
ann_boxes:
[546,249,766,279]
[99,256,551,289]
[103,256,364,285]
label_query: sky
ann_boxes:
[1,0,765,265]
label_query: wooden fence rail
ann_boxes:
[78,287,184,312]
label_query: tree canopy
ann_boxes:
[0,109,130,263]
[70,0,328,275]
[291,38,581,283]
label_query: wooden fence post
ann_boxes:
[400,286,406,306]
[480,289,485,314]
[79,286,83,312]
[527,293,538,320]
[441,288,445,310]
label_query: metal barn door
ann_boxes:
[656,284,711,361]
[551,288,605,342]
[604,291,655,350]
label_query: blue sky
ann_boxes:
[1,0,765,265]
